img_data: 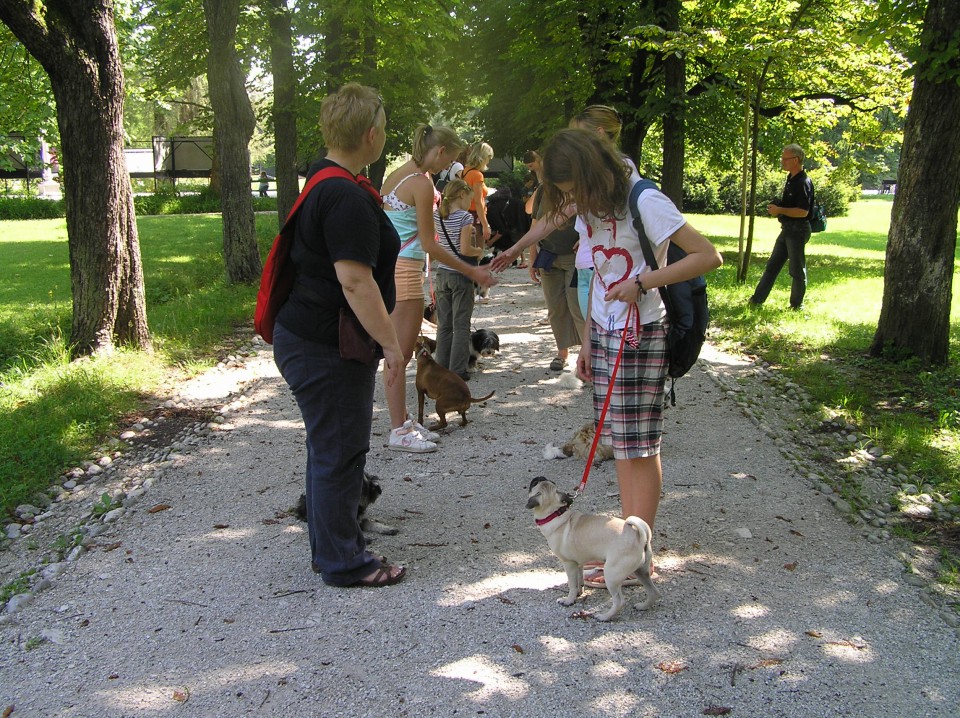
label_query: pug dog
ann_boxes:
[526,477,659,621]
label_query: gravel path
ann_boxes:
[2,268,959,717]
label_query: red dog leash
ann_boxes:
[572,302,638,499]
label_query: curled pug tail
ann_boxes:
[625,516,655,566]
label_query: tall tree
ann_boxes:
[656,0,684,208]
[0,1,151,357]
[264,0,298,224]
[202,0,261,283]
[294,0,452,185]
[871,0,960,364]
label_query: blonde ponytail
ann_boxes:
[412,124,463,166]
[439,179,472,219]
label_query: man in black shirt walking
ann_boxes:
[749,144,814,310]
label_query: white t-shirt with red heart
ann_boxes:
[575,185,686,331]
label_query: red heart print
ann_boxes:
[592,245,634,291]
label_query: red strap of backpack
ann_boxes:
[284,167,382,229]
[573,303,638,498]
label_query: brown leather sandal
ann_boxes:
[350,563,406,587]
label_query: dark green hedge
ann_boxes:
[683,168,854,217]
[0,193,277,220]
[0,197,67,220]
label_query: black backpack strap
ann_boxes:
[439,217,467,261]
[629,179,673,319]
[628,179,678,407]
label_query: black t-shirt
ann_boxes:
[779,170,814,225]
[276,159,400,345]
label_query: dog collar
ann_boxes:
[535,506,568,526]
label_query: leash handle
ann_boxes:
[574,303,637,497]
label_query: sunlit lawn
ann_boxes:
[692,196,960,506]
[0,213,279,512]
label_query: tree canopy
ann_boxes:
[1,0,954,363]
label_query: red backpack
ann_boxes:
[254,167,381,343]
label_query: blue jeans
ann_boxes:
[434,269,476,376]
[272,322,381,586]
[577,267,594,324]
[751,222,811,308]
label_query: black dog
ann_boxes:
[294,471,398,535]
[423,302,437,324]
[468,328,500,369]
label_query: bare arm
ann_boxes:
[334,259,403,387]
[576,277,594,383]
[489,205,576,272]
[769,204,809,219]
[472,179,490,241]
[412,176,496,288]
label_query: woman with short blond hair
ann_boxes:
[273,83,406,587]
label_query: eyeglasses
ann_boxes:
[371,95,384,126]
[782,155,798,162]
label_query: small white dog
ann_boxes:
[526,477,659,621]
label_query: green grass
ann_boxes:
[694,197,960,508]
[0,213,280,512]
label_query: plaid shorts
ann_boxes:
[590,318,668,459]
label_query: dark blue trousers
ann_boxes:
[273,322,381,586]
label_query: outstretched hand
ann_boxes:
[473,267,499,289]
[489,250,516,273]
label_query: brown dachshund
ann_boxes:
[415,339,494,430]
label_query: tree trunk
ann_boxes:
[266,0,299,226]
[870,0,960,364]
[203,0,261,284]
[0,0,151,357]
[658,0,684,209]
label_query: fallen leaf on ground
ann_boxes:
[825,639,867,650]
[213,524,229,529]
[783,562,798,571]
[148,504,171,513]
[805,630,823,638]
[789,529,805,537]
[703,706,732,716]
[751,658,784,669]
[511,644,524,653]
[172,689,190,703]
[657,661,688,674]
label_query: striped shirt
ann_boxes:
[433,209,475,272]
